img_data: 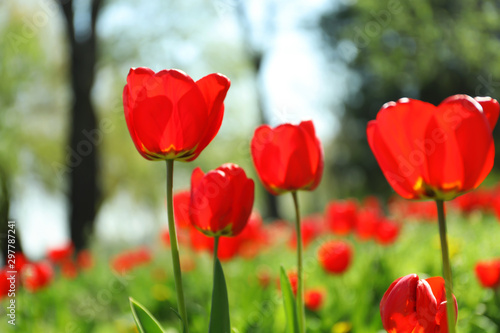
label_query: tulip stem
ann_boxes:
[166,160,189,333]
[213,236,219,272]
[292,191,306,333]
[436,199,456,333]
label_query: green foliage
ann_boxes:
[130,297,165,333]
[280,266,299,333]
[209,259,231,333]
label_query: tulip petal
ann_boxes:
[132,95,174,157]
[475,97,500,130]
[380,274,419,332]
[367,121,417,199]
[438,96,494,191]
[416,279,438,331]
[299,120,324,190]
[190,73,231,161]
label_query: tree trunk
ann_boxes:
[59,0,102,251]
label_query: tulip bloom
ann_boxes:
[318,240,353,275]
[22,262,54,292]
[475,259,500,289]
[123,67,230,161]
[367,95,499,200]
[189,163,254,237]
[325,200,358,235]
[375,219,400,246]
[305,289,325,311]
[380,274,457,333]
[47,242,74,264]
[251,120,324,195]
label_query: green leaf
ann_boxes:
[129,297,165,333]
[209,258,231,333]
[280,266,299,333]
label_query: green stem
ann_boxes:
[213,236,220,274]
[166,160,189,333]
[292,191,305,333]
[436,199,456,333]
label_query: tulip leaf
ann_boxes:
[209,258,231,333]
[280,266,299,333]
[130,297,165,333]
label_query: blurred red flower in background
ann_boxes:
[325,200,358,235]
[111,247,152,275]
[380,274,457,333]
[48,242,74,264]
[388,198,438,221]
[173,190,192,229]
[318,240,353,275]
[251,120,323,195]
[355,209,379,241]
[475,259,500,289]
[305,288,325,311]
[76,250,94,271]
[375,218,401,246]
[22,261,54,292]
[189,163,254,237]
[367,95,498,200]
[123,67,230,161]
[288,214,325,249]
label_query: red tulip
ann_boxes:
[380,274,457,333]
[325,200,358,235]
[189,163,254,237]
[375,219,401,246]
[355,209,379,241]
[475,259,500,289]
[111,247,152,275]
[22,261,54,292]
[318,240,353,275]
[251,120,324,195]
[173,190,192,229]
[367,95,498,200]
[305,289,325,311]
[123,67,230,161]
[0,268,12,299]
[47,242,74,264]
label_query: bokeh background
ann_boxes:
[2,0,500,332]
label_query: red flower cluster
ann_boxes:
[388,197,438,221]
[368,95,498,201]
[162,207,269,262]
[380,274,457,333]
[317,240,353,275]
[326,198,401,245]
[0,253,55,298]
[123,68,230,161]
[110,247,152,275]
[47,242,93,279]
[22,262,54,292]
[475,259,500,289]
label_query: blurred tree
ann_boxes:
[236,0,279,219]
[319,0,500,199]
[58,0,103,251]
